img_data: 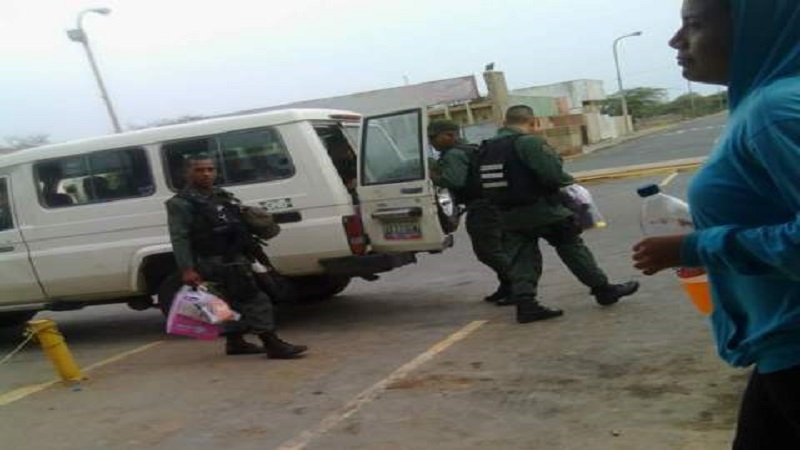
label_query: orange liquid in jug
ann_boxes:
[677,268,712,315]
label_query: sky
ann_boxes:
[1,0,714,143]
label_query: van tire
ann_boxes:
[288,275,351,302]
[156,272,184,317]
[0,311,37,328]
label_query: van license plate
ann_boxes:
[384,222,422,240]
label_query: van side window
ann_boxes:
[314,124,358,191]
[164,127,294,190]
[34,147,154,208]
[0,178,13,231]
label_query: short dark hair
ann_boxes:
[183,153,214,170]
[505,105,536,125]
[427,119,461,137]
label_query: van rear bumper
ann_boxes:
[319,252,417,278]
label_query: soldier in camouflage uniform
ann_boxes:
[166,154,307,358]
[479,106,639,324]
[428,119,513,304]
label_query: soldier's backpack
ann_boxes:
[239,205,281,241]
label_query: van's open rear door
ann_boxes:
[356,108,450,253]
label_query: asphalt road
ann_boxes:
[0,115,740,450]
[566,114,727,174]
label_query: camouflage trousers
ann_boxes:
[196,256,276,334]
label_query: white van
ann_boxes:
[0,108,456,327]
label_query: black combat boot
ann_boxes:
[225,334,266,356]
[592,281,640,306]
[516,299,564,324]
[484,282,510,304]
[258,332,308,359]
[495,296,517,307]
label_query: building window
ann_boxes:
[34,147,155,208]
[164,127,294,190]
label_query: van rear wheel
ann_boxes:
[0,311,37,328]
[288,275,351,302]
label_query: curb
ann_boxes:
[574,157,706,184]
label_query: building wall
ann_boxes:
[512,79,607,113]
[428,102,495,126]
[534,126,585,156]
[220,76,481,119]
[507,95,563,117]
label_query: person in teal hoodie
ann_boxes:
[633,0,800,447]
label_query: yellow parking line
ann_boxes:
[0,340,164,407]
[660,171,680,187]
[576,164,702,184]
[276,320,488,450]
[0,380,60,407]
[81,341,164,373]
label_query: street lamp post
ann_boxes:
[67,8,122,133]
[687,80,697,117]
[613,31,643,134]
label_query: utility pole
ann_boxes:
[613,31,643,134]
[67,8,122,133]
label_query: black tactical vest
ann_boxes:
[447,143,480,205]
[178,189,251,260]
[476,135,545,208]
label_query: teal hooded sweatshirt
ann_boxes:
[682,0,800,373]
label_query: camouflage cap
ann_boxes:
[427,119,460,137]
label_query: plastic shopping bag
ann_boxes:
[165,285,239,340]
[166,294,219,340]
[560,184,607,230]
[173,285,240,325]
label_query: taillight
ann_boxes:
[343,208,368,255]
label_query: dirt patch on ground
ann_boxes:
[387,374,478,391]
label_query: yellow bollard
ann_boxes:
[28,319,83,382]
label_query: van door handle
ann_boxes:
[0,245,14,253]
[400,187,423,195]
[272,212,302,224]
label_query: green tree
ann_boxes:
[657,91,728,118]
[601,87,668,119]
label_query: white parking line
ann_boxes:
[276,320,488,450]
[660,172,680,187]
